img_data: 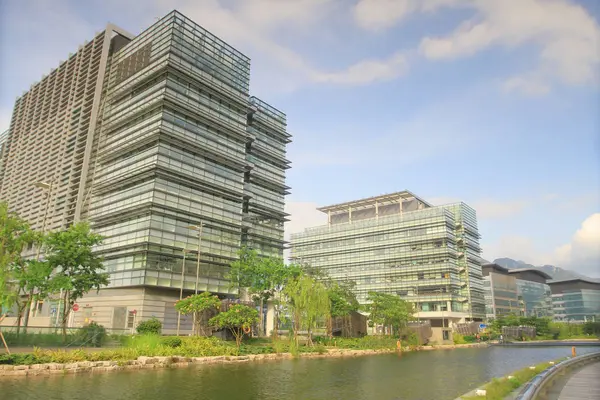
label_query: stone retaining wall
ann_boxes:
[0,343,488,378]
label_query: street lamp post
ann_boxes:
[188,223,204,294]
[176,249,191,336]
[188,223,204,335]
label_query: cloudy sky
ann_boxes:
[1,0,599,277]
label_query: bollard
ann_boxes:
[571,346,576,357]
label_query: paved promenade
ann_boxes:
[558,361,600,400]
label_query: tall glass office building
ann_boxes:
[290,191,486,341]
[0,11,290,333]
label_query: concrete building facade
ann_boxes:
[290,191,486,342]
[0,11,290,333]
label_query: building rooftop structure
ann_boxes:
[482,263,510,276]
[317,190,433,214]
[507,268,552,283]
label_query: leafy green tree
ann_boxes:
[228,247,301,337]
[0,202,39,333]
[175,292,221,335]
[284,274,330,345]
[327,280,360,336]
[45,222,108,338]
[209,303,258,349]
[363,291,414,336]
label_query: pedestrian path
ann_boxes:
[558,361,600,400]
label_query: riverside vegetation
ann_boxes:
[460,358,567,400]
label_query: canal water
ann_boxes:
[2,346,598,400]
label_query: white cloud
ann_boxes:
[353,0,465,31]
[483,213,600,277]
[503,76,551,97]
[284,200,327,239]
[283,200,327,261]
[354,0,600,94]
[554,213,600,277]
[471,199,529,219]
[314,52,409,85]
[418,0,600,93]
[145,0,410,90]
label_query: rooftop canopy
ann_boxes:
[317,190,432,214]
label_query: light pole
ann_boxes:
[24,180,54,331]
[188,223,204,335]
[188,223,204,294]
[176,249,191,336]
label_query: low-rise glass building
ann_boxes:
[290,191,486,342]
[549,278,600,322]
[508,269,553,318]
[482,263,520,319]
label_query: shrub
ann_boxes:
[161,336,182,348]
[136,317,162,335]
[76,322,107,347]
[453,333,467,345]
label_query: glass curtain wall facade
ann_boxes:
[242,97,291,257]
[549,279,600,322]
[290,192,486,322]
[482,264,520,320]
[507,270,553,318]
[0,11,291,331]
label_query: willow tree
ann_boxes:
[284,274,330,345]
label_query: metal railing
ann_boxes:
[515,350,600,400]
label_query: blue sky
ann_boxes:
[1,0,599,276]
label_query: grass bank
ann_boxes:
[1,335,400,366]
[458,358,566,400]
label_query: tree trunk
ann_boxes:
[22,288,35,332]
[259,297,264,337]
[15,308,23,336]
[294,311,300,345]
[61,292,70,341]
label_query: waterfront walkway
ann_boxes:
[557,361,600,400]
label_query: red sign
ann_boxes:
[72,304,79,312]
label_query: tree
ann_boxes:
[228,247,301,337]
[284,274,330,345]
[209,303,258,349]
[175,292,221,336]
[327,280,359,337]
[0,202,38,334]
[363,291,414,336]
[13,259,53,333]
[45,222,109,338]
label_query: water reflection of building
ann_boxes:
[508,269,553,318]
[290,191,486,343]
[549,278,600,322]
[482,263,520,319]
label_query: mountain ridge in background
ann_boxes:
[492,257,591,281]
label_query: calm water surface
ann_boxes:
[2,346,598,400]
